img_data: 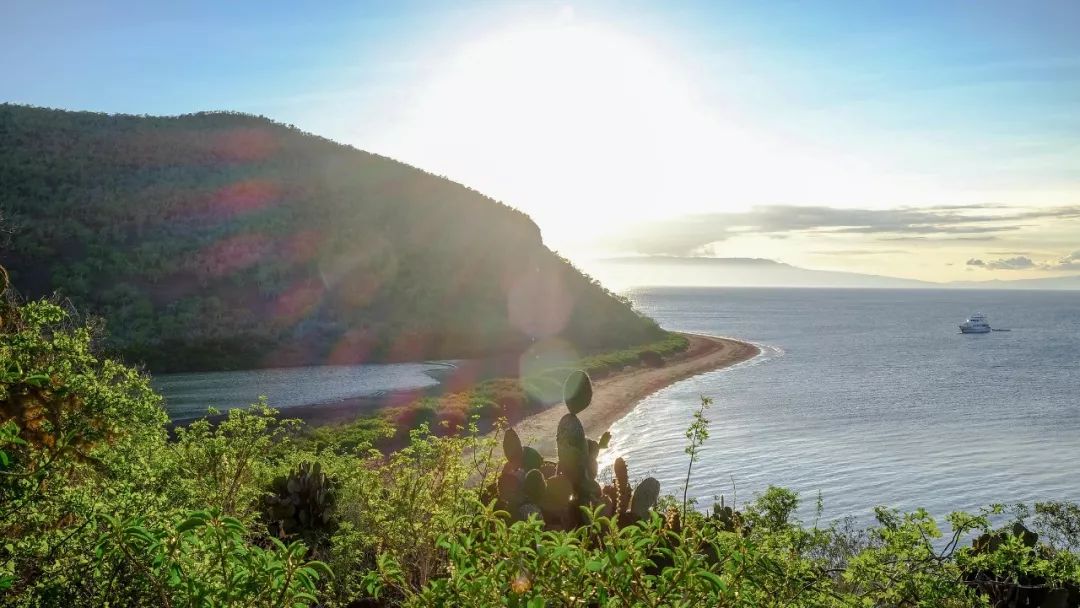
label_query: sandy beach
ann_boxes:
[510,333,759,457]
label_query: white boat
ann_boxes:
[959,313,991,334]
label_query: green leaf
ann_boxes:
[175,517,205,533]
[699,570,727,592]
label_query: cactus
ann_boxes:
[503,428,523,465]
[600,494,615,518]
[524,468,547,504]
[497,461,524,509]
[630,477,660,518]
[587,439,600,480]
[602,483,618,506]
[543,474,573,509]
[711,498,744,533]
[264,461,336,540]
[598,431,611,450]
[613,457,631,514]
[522,446,543,472]
[556,414,588,485]
[587,480,602,502]
[556,414,586,453]
[557,444,586,484]
[540,460,558,478]
[494,370,662,532]
[563,370,593,414]
[539,474,574,525]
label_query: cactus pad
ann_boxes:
[563,370,593,414]
[524,469,547,504]
[522,446,543,472]
[630,477,661,517]
[544,474,573,507]
[598,431,611,449]
[503,428,523,464]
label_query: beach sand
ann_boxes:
[509,333,759,457]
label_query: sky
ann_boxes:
[3,0,1080,284]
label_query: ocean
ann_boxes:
[598,287,1080,526]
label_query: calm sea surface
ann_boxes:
[599,288,1080,526]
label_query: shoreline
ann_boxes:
[510,333,759,457]
[169,333,759,432]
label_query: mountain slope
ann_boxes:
[0,104,663,371]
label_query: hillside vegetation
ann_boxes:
[0,104,663,371]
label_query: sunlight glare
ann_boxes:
[392,23,735,239]
[385,20,939,254]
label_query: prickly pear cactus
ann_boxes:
[498,461,524,509]
[503,428,523,465]
[539,460,558,478]
[613,457,631,514]
[524,469,547,504]
[556,413,586,450]
[543,474,573,510]
[602,483,618,506]
[494,376,648,531]
[557,444,587,485]
[563,370,593,414]
[587,439,600,480]
[711,499,744,533]
[556,413,588,484]
[617,511,643,528]
[522,446,544,472]
[264,461,336,540]
[630,477,660,518]
[598,431,611,449]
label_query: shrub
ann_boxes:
[638,349,664,367]
[93,509,330,606]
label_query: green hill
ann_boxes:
[0,104,663,372]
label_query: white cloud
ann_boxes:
[985,256,1036,270]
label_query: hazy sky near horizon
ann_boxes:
[3,0,1080,283]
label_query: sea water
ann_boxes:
[600,287,1080,526]
[154,362,447,420]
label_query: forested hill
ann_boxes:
[0,104,663,372]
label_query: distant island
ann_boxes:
[584,256,1080,290]
[0,104,665,372]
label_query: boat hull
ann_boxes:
[960,326,991,334]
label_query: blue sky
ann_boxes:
[4,0,1079,282]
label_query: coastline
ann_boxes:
[510,333,759,457]
[169,333,759,432]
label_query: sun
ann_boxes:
[387,21,730,251]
